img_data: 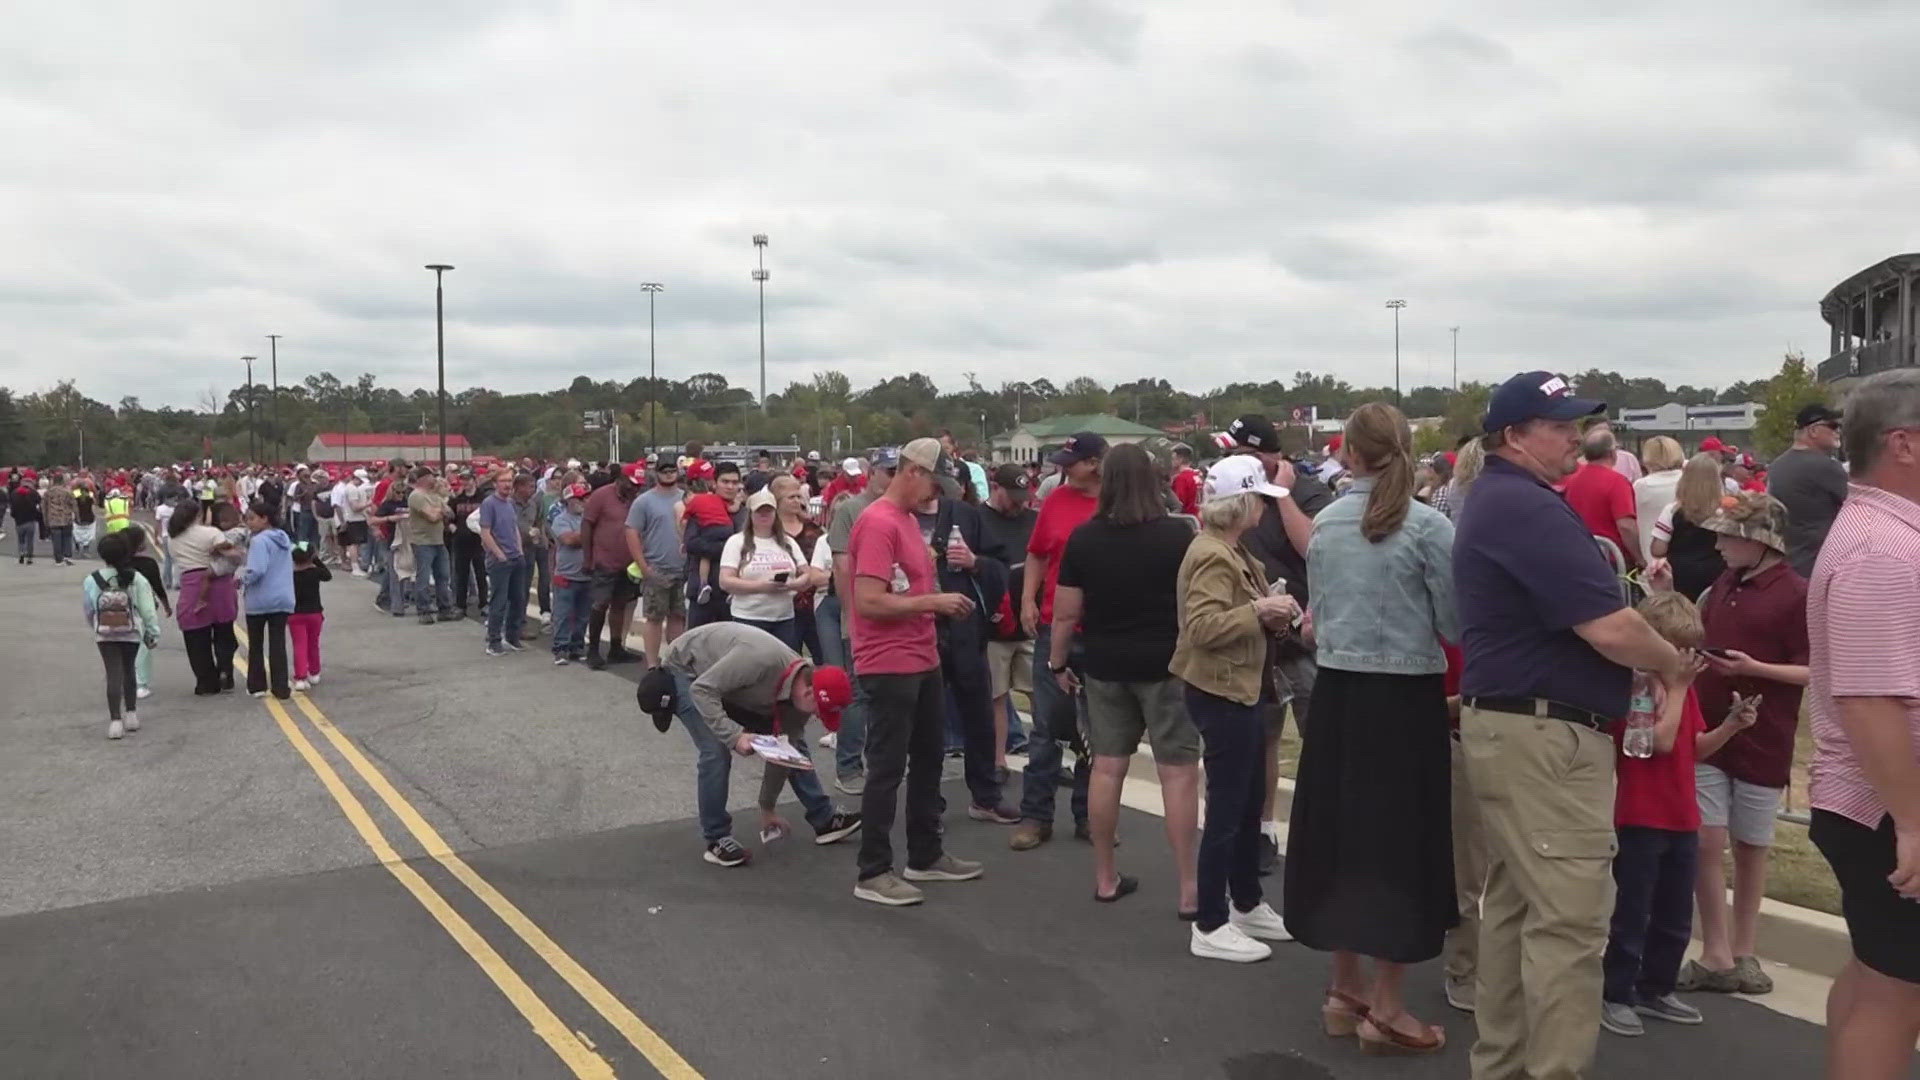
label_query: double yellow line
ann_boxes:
[233,633,699,1079]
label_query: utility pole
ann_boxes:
[752,234,769,413]
[1385,299,1407,405]
[426,264,454,472]
[242,355,258,462]
[1449,326,1460,393]
[266,334,282,463]
[642,282,664,456]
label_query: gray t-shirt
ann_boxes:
[625,486,687,575]
[1767,447,1848,577]
[826,490,881,554]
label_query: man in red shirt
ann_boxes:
[1011,431,1104,851]
[580,462,644,668]
[820,457,866,522]
[1563,428,1640,566]
[1170,443,1202,516]
[847,437,983,906]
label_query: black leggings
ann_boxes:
[97,641,139,719]
[246,612,291,698]
[183,622,239,694]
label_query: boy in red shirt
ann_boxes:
[1601,590,1758,1038]
[1169,443,1202,516]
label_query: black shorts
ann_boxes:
[590,567,639,607]
[1810,809,1920,984]
[340,521,369,546]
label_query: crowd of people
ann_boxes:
[19,364,1920,1078]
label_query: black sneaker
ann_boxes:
[585,647,606,671]
[504,640,527,652]
[605,646,637,665]
[703,838,751,867]
[814,811,863,845]
[568,650,585,663]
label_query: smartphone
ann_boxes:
[1701,647,1734,659]
[773,571,791,584]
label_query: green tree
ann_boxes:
[1752,352,1824,458]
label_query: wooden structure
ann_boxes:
[1819,253,1920,388]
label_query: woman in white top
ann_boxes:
[166,499,241,694]
[1630,435,1686,565]
[719,488,829,651]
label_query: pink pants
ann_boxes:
[288,612,325,680]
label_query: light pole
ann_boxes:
[266,334,282,463]
[1385,299,1407,404]
[752,234,769,413]
[425,264,454,472]
[242,356,258,462]
[642,282,664,455]
[1449,325,1459,393]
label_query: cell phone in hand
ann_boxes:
[1701,647,1734,659]
[773,571,791,584]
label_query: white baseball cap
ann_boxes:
[841,457,863,476]
[1204,454,1289,503]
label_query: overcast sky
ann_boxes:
[5,1,1916,409]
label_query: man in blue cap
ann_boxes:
[1453,371,1687,1079]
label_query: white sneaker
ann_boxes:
[136,686,152,699]
[820,731,838,749]
[124,712,140,733]
[307,673,321,686]
[351,568,367,578]
[1229,901,1294,942]
[293,679,311,692]
[1190,922,1272,963]
[107,719,124,740]
[250,690,267,698]
[539,611,553,626]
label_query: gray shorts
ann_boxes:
[1083,675,1201,764]
[1695,762,1783,847]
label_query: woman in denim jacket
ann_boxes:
[1283,402,1459,1056]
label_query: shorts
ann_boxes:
[639,570,686,619]
[339,521,368,546]
[590,567,640,608]
[986,639,1034,699]
[1083,675,1202,764]
[1695,763,1783,847]
[1810,809,1920,984]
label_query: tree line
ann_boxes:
[0,360,1813,468]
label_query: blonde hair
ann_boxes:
[1198,491,1260,533]
[1636,590,1704,649]
[1453,439,1486,499]
[1641,436,1685,473]
[1675,453,1724,524]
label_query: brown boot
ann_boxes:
[1010,821,1052,851]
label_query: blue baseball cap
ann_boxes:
[1481,371,1606,433]
[871,447,901,470]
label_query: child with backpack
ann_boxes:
[290,542,331,691]
[84,531,160,740]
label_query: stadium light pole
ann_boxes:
[1385,299,1407,405]
[642,282,664,455]
[267,334,282,464]
[242,356,258,462]
[752,234,769,414]
[1449,325,1460,393]
[426,264,454,472]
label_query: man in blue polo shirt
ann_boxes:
[1454,371,1685,1080]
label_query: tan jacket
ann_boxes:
[1169,530,1272,706]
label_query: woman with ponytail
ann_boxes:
[1281,401,1460,1056]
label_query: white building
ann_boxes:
[1615,401,1763,434]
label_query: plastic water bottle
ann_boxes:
[1622,672,1658,759]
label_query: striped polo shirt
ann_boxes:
[1807,482,1920,827]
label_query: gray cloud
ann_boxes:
[5,0,1919,408]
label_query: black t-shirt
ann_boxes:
[74,490,96,525]
[293,563,332,613]
[1057,515,1194,681]
[1667,508,1726,601]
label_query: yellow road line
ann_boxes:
[243,676,613,1078]
[238,627,701,1078]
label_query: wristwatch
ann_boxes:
[1049,661,1070,674]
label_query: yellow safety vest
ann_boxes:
[104,495,131,533]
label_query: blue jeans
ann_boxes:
[1019,625,1090,826]
[413,543,452,615]
[1603,826,1698,1004]
[551,578,591,655]
[360,526,381,575]
[736,616,801,651]
[49,525,73,562]
[485,557,529,645]
[15,520,37,558]
[1186,684,1268,933]
[674,672,835,844]
[815,593,865,779]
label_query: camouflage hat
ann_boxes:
[1700,491,1788,554]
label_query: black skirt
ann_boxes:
[1282,666,1456,964]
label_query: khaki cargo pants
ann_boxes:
[1460,705,1619,1080]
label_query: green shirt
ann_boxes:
[405,488,447,547]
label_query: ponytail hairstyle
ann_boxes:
[1347,401,1416,543]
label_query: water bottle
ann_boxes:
[1622,672,1657,759]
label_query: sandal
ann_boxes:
[1322,988,1371,1037]
[1094,875,1139,903]
[1357,1012,1445,1056]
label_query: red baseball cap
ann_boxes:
[684,459,716,482]
[623,461,649,484]
[566,482,591,499]
[1698,436,1727,453]
[1326,434,1344,453]
[811,666,852,731]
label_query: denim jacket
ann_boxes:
[1305,476,1458,675]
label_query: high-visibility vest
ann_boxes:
[104,495,132,533]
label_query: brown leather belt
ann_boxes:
[1463,696,1610,733]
